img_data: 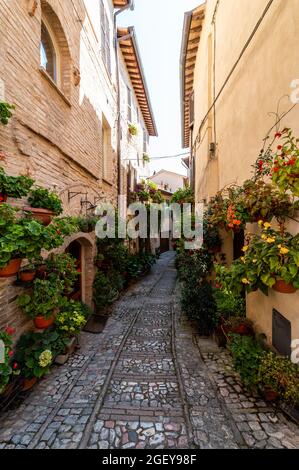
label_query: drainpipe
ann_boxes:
[114,1,135,199]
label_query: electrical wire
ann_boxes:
[122,151,190,161]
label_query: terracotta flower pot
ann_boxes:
[22,377,37,391]
[0,193,8,204]
[24,206,56,226]
[273,280,297,294]
[263,387,279,402]
[34,315,56,330]
[19,270,36,282]
[0,258,22,278]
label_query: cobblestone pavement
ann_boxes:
[0,252,298,449]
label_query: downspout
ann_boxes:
[114,1,134,199]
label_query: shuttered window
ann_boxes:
[100,1,111,75]
[127,86,132,122]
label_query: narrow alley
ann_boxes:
[0,253,298,450]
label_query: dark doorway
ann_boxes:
[66,240,82,301]
[160,234,170,254]
[233,230,245,260]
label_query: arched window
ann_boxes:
[40,19,59,85]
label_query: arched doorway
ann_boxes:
[65,240,82,302]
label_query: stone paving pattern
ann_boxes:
[0,252,298,449]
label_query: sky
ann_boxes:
[118,0,204,177]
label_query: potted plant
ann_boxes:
[43,253,79,295]
[75,215,98,233]
[15,330,67,389]
[18,279,64,329]
[128,123,138,136]
[239,222,299,294]
[143,153,150,163]
[0,101,15,125]
[25,188,63,226]
[0,327,20,396]
[0,167,34,202]
[258,352,299,405]
[241,179,294,223]
[19,263,37,283]
[271,129,299,197]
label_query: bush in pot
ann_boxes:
[258,352,299,405]
[93,272,120,308]
[228,334,266,392]
[128,123,138,136]
[18,279,64,329]
[271,129,299,197]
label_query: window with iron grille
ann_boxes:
[100,1,111,75]
[127,86,132,122]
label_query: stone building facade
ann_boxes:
[180,0,299,349]
[0,0,156,335]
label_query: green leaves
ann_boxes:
[28,188,63,214]
[0,101,15,125]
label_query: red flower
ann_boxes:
[277,145,282,150]
[8,350,14,357]
[258,160,263,167]
[289,158,296,166]
[275,132,282,139]
[5,326,15,336]
[13,362,18,370]
[215,283,221,289]
[273,167,279,173]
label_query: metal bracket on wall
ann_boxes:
[68,190,87,203]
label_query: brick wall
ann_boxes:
[0,0,119,334]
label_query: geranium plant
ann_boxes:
[0,167,34,200]
[28,188,63,214]
[18,279,65,320]
[43,253,79,294]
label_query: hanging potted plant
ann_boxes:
[128,123,138,136]
[25,188,63,226]
[203,221,222,253]
[143,153,150,163]
[241,179,294,223]
[18,278,64,329]
[0,167,34,203]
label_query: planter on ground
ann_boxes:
[22,377,37,392]
[19,269,36,283]
[34,314,56,330]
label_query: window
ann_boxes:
[127,86,132,122]
[102,114,112,182]
[143,129,148,153]
[100,1,111,75]
[40,20,59,84]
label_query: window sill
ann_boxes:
[39,67,71,107]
